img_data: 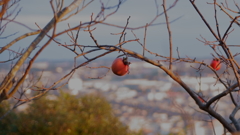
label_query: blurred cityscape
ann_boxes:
[1,58,239,135]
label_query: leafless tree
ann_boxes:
[0,0,240,134]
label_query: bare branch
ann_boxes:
[0,0,84,102]
[163,0,173,70]
[0,30,40,54]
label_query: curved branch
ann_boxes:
[207,107,235,132]
[98,45,236,132]
[206,82,238,108]
[230,105,240,131]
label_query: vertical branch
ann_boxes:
[230,92,237,107]
[143,23,148,56]
[74,22,81,51]
[0,0,10,18]
[213,0,221,40]
[119,16,130,49]
[163,0,173,70]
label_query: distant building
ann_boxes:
[68,77,83,95]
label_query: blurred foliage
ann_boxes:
[0,92,142,135]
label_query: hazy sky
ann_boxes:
[2,0,240,61]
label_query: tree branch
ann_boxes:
[230,105,240,131]
[0,0,83,102]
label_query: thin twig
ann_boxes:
[143,23,148,56]
[163,0,173,70]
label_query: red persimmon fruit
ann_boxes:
[210,58,221,71]
[111,57,130,76]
